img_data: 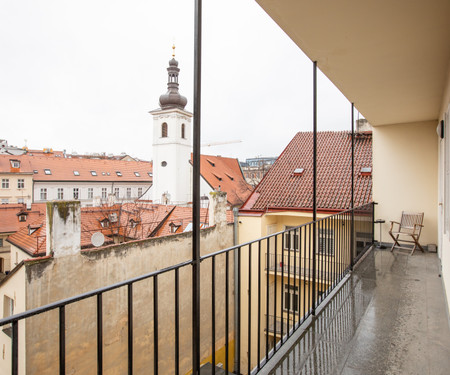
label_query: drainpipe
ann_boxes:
[233,206,239,373]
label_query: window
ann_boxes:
[161,161,167,167]
[126,188,131,198]
[114,188,119,198]
[73,188,79,199]
[40,188,47,200]
[10,160,20,168]
[100,219,110,228]
[17,179,24,189]
[18,214,26,222]
[44,169,51,175]
[0,239,3,247]
[57,188,64,200]
[17,198,24,204]
[3,296,14,337]
[284,226,299,251]
[33,170,38,174]
[88,188,94,199]
[130,219,138,228]
[73,171,80,176]
[138,187,143,197]
[148,172,153,177]
[1,199,8,204]
[318,228,334,255]
[116,171,122,177]
[284,284,299,312]
[102,188,107,199]
[90,171,97,176]
[161,122,168,137]
[181,123,185,139]
[1,179,9,189]
[134,172,140,177]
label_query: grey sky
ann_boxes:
[0,0,355,161]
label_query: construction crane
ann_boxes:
[201,140,242,148]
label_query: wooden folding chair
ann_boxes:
[389,212,424,255]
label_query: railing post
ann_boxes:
[192,0,202,373]
[372,202,376,244]
[350,103,355,270]
[312,61,317,316]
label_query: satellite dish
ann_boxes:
[91,232,105,247]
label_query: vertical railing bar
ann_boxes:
[287,231,292,337]
[293,229,298,329]
[265,238,270,360]
[12,320,18,375]
[273,234,278,353]
[312,60,317,315]
[257,240,261,371]
[281,232,285,341]
[237,246,241,375]
[211,258,216,375]
[154,275,159,375]
[128,284,133,375]
[351,103,355,270]
[192,0,202,373]
[302,226,306,322]
[175,270,180,375]
[59,306,65,375]
[225,252,229,374]
[97,293,103,375]
[247,244,252,375]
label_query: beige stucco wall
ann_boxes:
[0,265,26,375]
[0,173,33,204]
[372,121,438,247]
[438,66,450,314]
[22,223,234,375]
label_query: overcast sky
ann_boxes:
[0,0,357,161]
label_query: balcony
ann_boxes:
[259,248,450,375]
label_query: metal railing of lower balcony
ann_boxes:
[0,203,374,375]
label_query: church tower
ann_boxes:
[150,48,193,204]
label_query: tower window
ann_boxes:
[181,123,186,139]
[161,122,168,138]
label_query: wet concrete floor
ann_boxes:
[265,249,450,375]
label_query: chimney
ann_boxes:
[209,191,228,227]
[356,119,373,132]
[46,201,81,257]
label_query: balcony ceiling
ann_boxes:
[256,0,450,126]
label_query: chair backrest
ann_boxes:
[400,211,424,233]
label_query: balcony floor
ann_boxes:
[262,249,450,375]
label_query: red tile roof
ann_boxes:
[0,157,34,174]
[193,154,253,207]
[241,131,372,212]
[6,202,234,257]
[0,204,46,234]
[0,155,152,182]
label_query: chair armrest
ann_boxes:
[389,221,399,232]
[390,221,400,225]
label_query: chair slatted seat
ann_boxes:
[388,212,424,255]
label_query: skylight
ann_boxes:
[116,171,122,177]
[44,169,51,175]
[73,171,80,176]
[293,168,304,176]
[91,171,97,176]
[33,170,38,174]
[148,172,153,177]
[361,167,372,173]
[134,172,141,177]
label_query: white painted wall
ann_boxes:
[151,107,193,204]
[33,181,151,207]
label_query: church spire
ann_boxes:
[159,46,187,110]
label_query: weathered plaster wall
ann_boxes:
[25,221,234,374]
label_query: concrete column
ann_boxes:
[46,201,81,257]
[208,191,228,227]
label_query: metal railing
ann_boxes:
[0,203,374,375]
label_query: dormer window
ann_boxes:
[207,159,215,167]
[129,219,138,228]
[18,214,27,222]
[100,219,110,228]
[10,160,20,169]
[225,173,234,181]
[28,225,41,235]
[361,167,372,176]
[293,168,304,176]
[161,122,168,138]
[213,173,222,181]
[44,169,51,175]
[169,222,182,233]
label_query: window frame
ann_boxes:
[17,179,24,189]
[283,226,299,251]
[40,188,47,200]
[73,188,79,200]
[57,188,64,200]
[1,179,9,189]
